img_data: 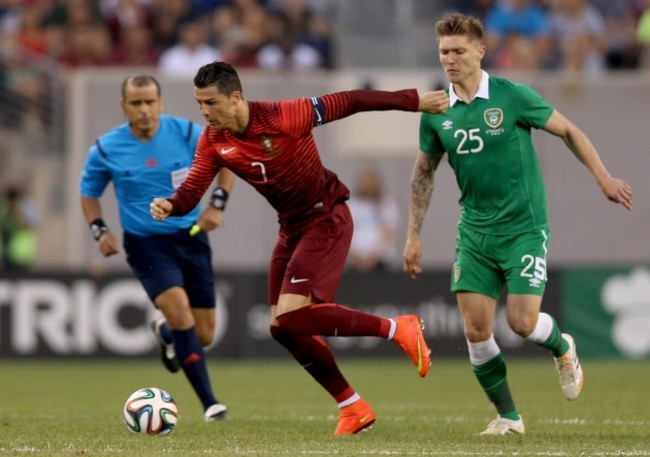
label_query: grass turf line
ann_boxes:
[0,359,649,456]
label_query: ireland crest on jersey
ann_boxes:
[483,108,503,128]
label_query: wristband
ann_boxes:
[209,187,229,210]
[89,218,109,241]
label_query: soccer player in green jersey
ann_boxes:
[404,13,633,435]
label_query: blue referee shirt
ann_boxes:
[80,115,203,236]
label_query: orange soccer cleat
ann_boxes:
[393,315,431,378]
[333,399,376,435]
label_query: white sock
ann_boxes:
[525,312,554,343]
[337,393,360,408]
[387,319,397,340]
[467,335,501,366]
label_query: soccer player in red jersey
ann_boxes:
[151,61,449,434]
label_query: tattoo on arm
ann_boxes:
[408,152,441,236]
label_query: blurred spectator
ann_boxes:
[157,17,221,77]
[210,1,275,68]
[590,0,640,69]
[636,0,650,67]
[347,168,400,273]
[101,0,155,47]
[303,12,333,68]
[267,0,333,67]
[0,1,51,128]
[110,23,160,66]
[42,0,113,67]
[0,0,20,17]
[210,4,246,64]
[189,0,228,16]
[483,0,553,70]
[0,181,39,272]
[445,0,498,17]
[44,0,103,28]
[12,1,51,58]
[548,0,608,73]
[149,0,195,50]
[0,49,49,128]
[58,22,112,66]
[257,11,322,70]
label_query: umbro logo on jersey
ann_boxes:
[220,147,236,155]
[442,120,453,130]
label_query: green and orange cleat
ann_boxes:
[393,315,431,378]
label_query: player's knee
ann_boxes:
[508,316,536,338]
[197,330,214,347]
[270,325,292,346]
[464,325,491,342]
[161,309,193,329]
[275,311,302,334]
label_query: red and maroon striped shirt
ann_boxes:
[169,89,419,225]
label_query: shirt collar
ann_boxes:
[449,70,490,106]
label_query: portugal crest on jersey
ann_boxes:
[483,108,503,128]
[261,136,282,159]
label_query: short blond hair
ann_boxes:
[435,13,484,43]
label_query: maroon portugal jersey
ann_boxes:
[169,89,419,225]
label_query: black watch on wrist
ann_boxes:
[209,187,229,210]
[90,219,109,241]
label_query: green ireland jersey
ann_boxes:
[419,73,554,235]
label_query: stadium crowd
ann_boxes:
[0,0,648,73]
[0,0,647,147]
[449,0,649,71]
[0,0,336,71]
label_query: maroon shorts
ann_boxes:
[268,202,353,305]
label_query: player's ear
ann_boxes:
[230,91,242,103]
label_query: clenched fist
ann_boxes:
[150,198,173,221]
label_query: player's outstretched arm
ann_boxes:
[542,110,633,210]
[418,90,449,115]
[403,151,442,279]
[308,89,441,130]
[150,198,173,221]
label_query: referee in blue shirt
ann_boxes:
[79,75,235,421]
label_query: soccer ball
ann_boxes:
[123,387,178,435]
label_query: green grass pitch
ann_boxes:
[1,358,649,456]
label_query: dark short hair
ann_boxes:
[121,75,161,99]
[194,61,242,97]
[435,13,484,43]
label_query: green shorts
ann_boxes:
[451,224,550,299]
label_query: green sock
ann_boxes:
[472,354,519,420]
[536,316,570,357]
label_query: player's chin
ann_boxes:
[446,70,460,81]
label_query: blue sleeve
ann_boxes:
[79,145,111,198]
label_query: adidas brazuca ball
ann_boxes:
[123,387,178,435]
